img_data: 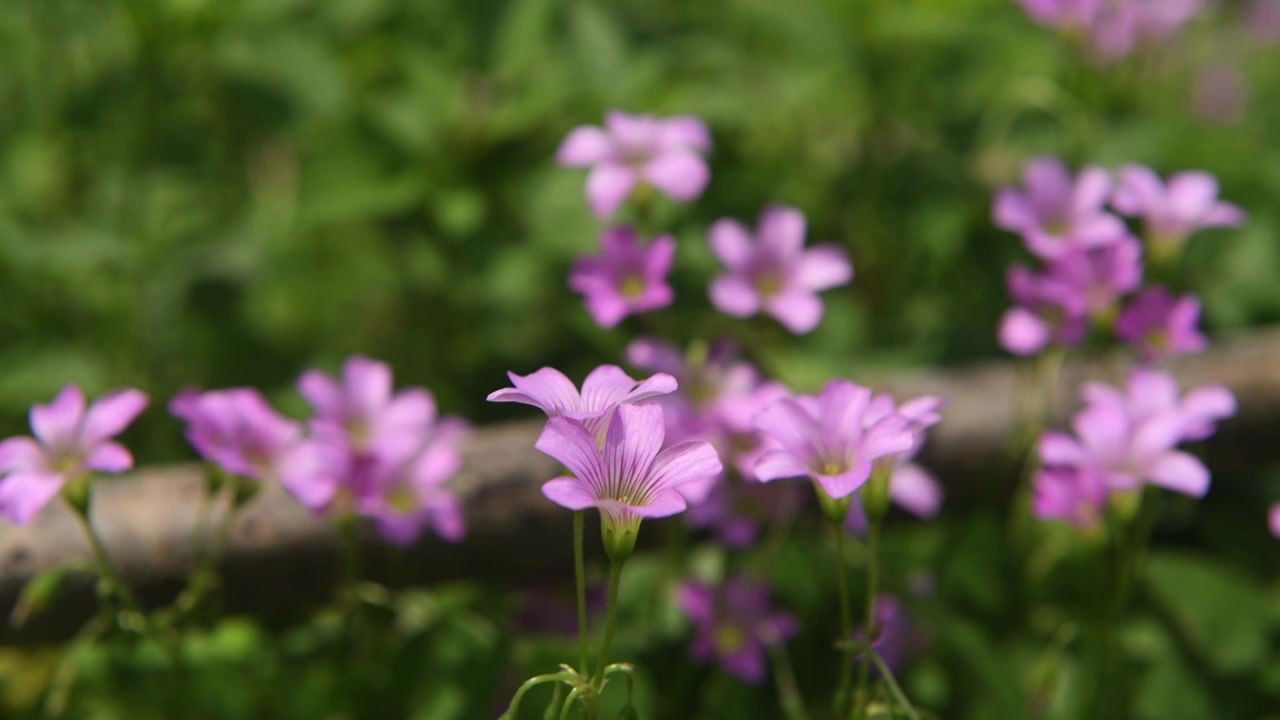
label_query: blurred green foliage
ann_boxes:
[1,0,1279,718]
[2,0,1278,458]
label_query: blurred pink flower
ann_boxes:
[678,577,797,683]
[0,385,148,524]
[557,110,711,217]
[994,157,1127,260]
[1114,286,1207,363]
[708,205,852,334]
[569,226,675,329]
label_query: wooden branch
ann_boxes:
[2,329,1277,642]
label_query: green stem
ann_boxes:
[853,514,882,720]
[591,559,625,690]
[574,511,590,676]
[65,497,142,617]
[868,649,922,720]
[498,672,573,720]
[769,642,811,720]
[559,687,585,720]
[832,519,854,718]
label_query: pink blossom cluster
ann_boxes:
[172,356,470,546]
[1032,367,1236,528]
[558,112,852,335]
[1017,0,1206,62]
[994,157,1244,362]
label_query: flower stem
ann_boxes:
[769,642,811,720]
[853,513,882,720]
[592,558,626,690]
[831,518,854,718]
[574,510,590,676]
[65,496,142,617]
[868,649,922,720]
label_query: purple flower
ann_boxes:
[752,379,916,500]
[355,418,468,545]
[998,264,1090,356]
[0,385,148,524]
[1114,286,1206,363]
[862,393,946,518]
[487,364,677,440]
[1031,464,1110,529]
[994,157,1127,260]
[854,593,911,674]
[1048,237,1144,318]
[534,403,722,554]
[1112,165,1246,255]
[1018,0,1103,30]
[687,473,805,548]
[678,577,798,684]
[298,355,435,456]
[557,110,711,218]
[1090,0,1204,61]
[1270,503,1280,538]
[172,387,335,511]
[569,226,675,328]
[708,206,852,334]
[1034,369,1235,510]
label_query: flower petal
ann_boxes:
[343,356,393,422]
[765,289,823,334]
[648,440,722,495]
[709,219,755,267]
[556,125,614,166]
[603,404,665,494]
[541,477,598,511]
[85,441,134,473]
[0,471,64,525]
[709,275,761,318]
[889,462,943,517]
[752,449,809,482]
[535,417,605,489]
[757,205,806,257]
[1147,450,1210,497]
[0,437,44,474]
[796,244,853,291]
[488,368,581,416]
[998,307,1051,356]
[642,151,709,201]
[659,116,711,151]
[31,385,86,450]
[79,389,148,449]
[677,582,715,622]
[585,164,637,218]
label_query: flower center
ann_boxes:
[1145,328,1169,351]
[715,623,746,653]
[386,485,418,513]
[754,271,783,297]
[619,274,646,298]
[819,460,845,476]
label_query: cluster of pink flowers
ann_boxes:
[1017,0,1206,62]
[1032,367,1236,528]
[994,156,1243,361]
[172,356,470,545]
[558,111,852,334]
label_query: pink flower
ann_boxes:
[1114,286,1207,363]
[1048,237,1144,317]
[298,355,435,457]
[994,157,1127,260]
[678,577,797,684]
[1090,0,1204,61]
[0,385,148,524]
[172,387,335,511]
[557,110,711,218]
[863,393,946,518]
[569,226,675,329]
[1112,165,1246,254]
[1018,0,1103,30]
[534,404,722,556]
[1270,503,1280,538]
[487,364,676,440]
[356,418,469,545]
[708,205,852,334]
[997,264,1090,356]
[752,379,916,500]
[1033,368,1236,521]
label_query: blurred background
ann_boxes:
[2,0,1278,459]
[1,0,1279,718]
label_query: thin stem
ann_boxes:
[769,642,811,720]
[65,497,142,616]
[559,687,585,720]
[868,649,922,720]
[543,682,565,720]
[591,559,626,689]
[832,519,854,718]
[853,514,882,720]
[574,511,589,676]
[498,672,572,720]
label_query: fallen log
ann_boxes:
[1,329,1276,643]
